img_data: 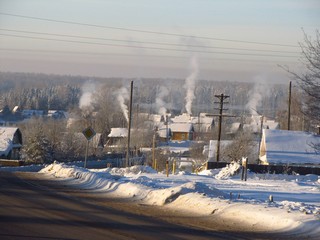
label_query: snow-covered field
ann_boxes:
[2,161,319,237]
[34,161,320,238]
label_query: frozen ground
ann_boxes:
[1,161,319,238]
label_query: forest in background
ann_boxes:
[0,71,312,165]
[0,71,289,118]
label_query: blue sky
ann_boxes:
[0,0,319,82]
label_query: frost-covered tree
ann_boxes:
[221,131,258,163]
[22,129,53,164]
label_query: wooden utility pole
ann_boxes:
[126,81,133,167]
[288,81,292,130]
[214,94,230,162]
[152,130,156,169]
[165,115,169,145]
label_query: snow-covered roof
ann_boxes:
[170,123,194,133]
[0,127,20,156]
[47,110,68,118]
[108,128,127,138]
[207,140,233,161]
[260,129,320,165]
[263,120,279,130]
[171,113,191,123]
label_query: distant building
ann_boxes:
[0,127,22,160]
[47,110,68,119]
[259,129,320,165]
[21,110,45,118]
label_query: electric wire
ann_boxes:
[0,12,300,48]
[0,28,300,55]
[0,48,300,63]
[0,33,300,58]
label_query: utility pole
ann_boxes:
[126,81,133,167]
[214,94,230,162]
[288,81,292,130]
[166,115,169,145]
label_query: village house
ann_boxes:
[105,128,128,151]
[0,127,23,160]
[259,129,320,165]
[168,113,194,141]
[170,122,195,141]
[47,110,68,119]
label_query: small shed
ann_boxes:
[0,127,22,160]
[259,129,320,165]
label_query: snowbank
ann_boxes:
[39,162,320,237]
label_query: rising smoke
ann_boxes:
[246,76,271,116]
[184,55,199,115]
[115,87,130,123]
[155,86,169,115]
[79,81,96,110]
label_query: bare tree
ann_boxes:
[221,131,258,163]
[284,30,320,127]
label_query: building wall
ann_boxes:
[172,132,189,141]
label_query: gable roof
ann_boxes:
[0,127,21,156]
[171,114,191,123]
[260,129,320,164]
[170,123,194,133]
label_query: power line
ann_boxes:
[0,28,300,54]
[0,48,300,64]
[0,33,300,58]
[0,12,300,48]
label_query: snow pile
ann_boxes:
[214,161,241,179]
[102,165,157,176]
[197,169,220,176]
[39,162,320,237]
[40,162,225,205]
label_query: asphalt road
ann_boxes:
[0,171,295,240]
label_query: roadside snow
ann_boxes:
[38,161,320,237]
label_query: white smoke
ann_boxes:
[246,76,271,116]
[116,87,129,123]
[184,55,199,115]
[155,86,169,115]
[79,81,96,110]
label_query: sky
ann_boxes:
[0,0,319,82]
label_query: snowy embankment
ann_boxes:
[40,162,320,237]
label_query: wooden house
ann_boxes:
[105,128,127,150]
[170,123,194,141]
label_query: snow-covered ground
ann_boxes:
[33,161,320,238]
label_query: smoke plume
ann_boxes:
[116,87,129,123]
[79,81,96,110]
[155,86,169,115]
[184,55,199,115]
[246,76,271,116]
